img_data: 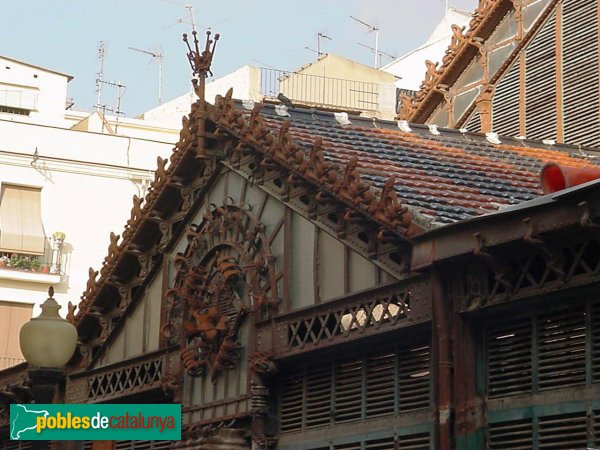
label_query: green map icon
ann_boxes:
[10,404,49,439]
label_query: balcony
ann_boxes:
[0,237,65,284]
[259,67,382,113]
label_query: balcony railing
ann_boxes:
[0,237,65,278]
[259,67,380,112]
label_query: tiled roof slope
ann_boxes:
[253,103,600,226]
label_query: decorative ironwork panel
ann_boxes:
[287,291,410,350]
[87,358,163,401]
[463,235,600,310]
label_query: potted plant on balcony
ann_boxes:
[52,231,66,243]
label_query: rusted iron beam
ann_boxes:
[412,182,600,270]
[432,269,452,450]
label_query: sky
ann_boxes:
[1,0,477,117]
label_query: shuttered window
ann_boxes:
[562,0,600,147]
[491,56,521,137]
[488,412,590,450]
[464,109,481,133]
[486,304,593,399]
[303,433,430,449]
[525,12,557,141]
[486,300,600,449]
[488,418,533,450]
[280,341,430,433]
[0,184,45,255]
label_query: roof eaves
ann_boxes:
[398,0,511,122]
[1,55,74,81]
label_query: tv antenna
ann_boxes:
[94,80,127,132]
[95,41,105,112]
[309,32,332,57]
[162,0,197,32]
[350,16,380,68]
[129,46,164,105]
[357,42,395,67]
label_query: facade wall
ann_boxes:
[0,56,70,126]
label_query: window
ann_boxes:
[0,184,45,255]
[0,301,33,369]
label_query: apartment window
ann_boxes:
[0,184,45,255]
[0,300,32,369]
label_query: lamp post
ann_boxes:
[19,286,78,450]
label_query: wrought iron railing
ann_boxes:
[259,67,380,112]
[0,237,66,276]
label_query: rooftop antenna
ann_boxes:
[350,16,379,68]
[316,32,332,57]
[357,42,395,67]
[162,0,197,33]
[304,46,319,55]
[95,41,105,112]
[129,46,165,105]
[94,80,126,132]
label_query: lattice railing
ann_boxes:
[464,236,600,308]
[286,292,410,349]
[88,358,163,401]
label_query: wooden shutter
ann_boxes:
[537,307,586,390]
[280,368,304,432]
[305,364,332,428]
[492,56,521,137]
[538,412,587,449]
[488,419,533,449]
[398,344,430,411]
[562,0,600,147]
[487,317,532,398]
[525,11,557,140]
[365,350,395,418]
[463,109,481,133]
[334,357,363,423]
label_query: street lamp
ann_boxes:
[19,286,78,449]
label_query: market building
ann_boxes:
[3,0,600,448]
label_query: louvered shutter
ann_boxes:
[488,419,533,449]
[537,307,586,390]
[305,364,332,428]
[592,301,600,382]
[487,317,532,398]
[280,368,304,432]
[492,57,521,137]
[538,412,587,449]
[562,0,600,147]
[365,351,395,418]
[334,357,363,423]
[398,433,431,450]
[525,12,557,140]
[398,344,430,411]
[464,109,482,133]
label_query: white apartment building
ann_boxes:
[0,56,179,369]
